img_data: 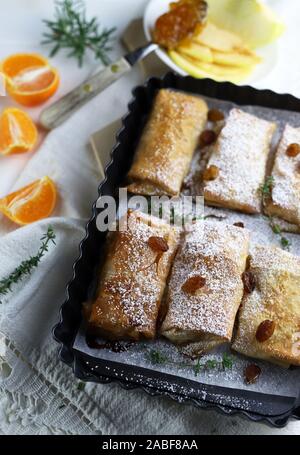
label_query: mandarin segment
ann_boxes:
[0,108,38,155]
[0,176,57,225]
[1,53,59,106]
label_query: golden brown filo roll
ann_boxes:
[203,108,276,213]
[161,221,250,354]
[86,210,180,341]
[232,245,300,367]
[265,124,300,226]
[127,89,208,196]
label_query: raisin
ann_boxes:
[286,143,300,157]
[148,236,169,252]
[199,130,217,147]
[256,320,275,342]
[245,255,252,270]
[233,222,244,228]
[208,108,225,122]
[244,364,261,384]
[203,165,219,181]
[182,275,206,294]
[242,271,256,293]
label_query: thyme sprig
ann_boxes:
[260,175,274,206]
[259,176,291,250]
[147,349,233,377]
[0,226,56,303]
[42,0,116,67]
[268,216,291,250]
[77,381,86,391]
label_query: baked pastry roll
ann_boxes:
[203,109,276,213]
[161,221,250,353]
[232,245,300,367]
[265,124,300,226]
[86,210,180,341]
[127,89,208,196]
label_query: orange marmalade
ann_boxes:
[152,0,207,50]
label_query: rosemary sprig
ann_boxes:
[259,176,291,250]
[0,226,56,303]
[42,0,116,67]
[147,349,234,377]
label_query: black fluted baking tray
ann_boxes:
[53,72,300,427]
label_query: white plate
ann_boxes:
[143,0,278,85]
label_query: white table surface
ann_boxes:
[0,0,147,197]
[0,0,300,435]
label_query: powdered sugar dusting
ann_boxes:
[89,210,179,338]
[128,89,208,195]
[204,109,275,213]
[232,244,300,365]
[161,221,249,341]
[267,124,300,225]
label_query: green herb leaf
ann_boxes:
[272,223,282,235]
[42,0,116,67]
[148,350,168,365]
[267,216,292,251]
[222,353,233,370]
[259,176,274,198]
[193,358,202,376]
[281,237,291,250]
[77,381,86,391]
[146,348,235,375]
[205,359,218,369]
[0,226,56,303]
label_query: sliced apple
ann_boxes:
[169,50,252,83]
[177,42,213,63]
[194,21,243,52]
[212,49,261,67]
[207,0,285,49]
[186,57,254,78]
[169,50,216,79]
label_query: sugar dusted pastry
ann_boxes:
[86,210,180,341]
[127,89,208,196]
[232,245,300,367]
[161,221,250,354]
[265,124,300,226]
[203,109,276,213]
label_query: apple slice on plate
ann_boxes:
[144,0,283,84]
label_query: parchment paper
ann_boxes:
[74,95,300,400]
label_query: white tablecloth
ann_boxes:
[0,0,300,435]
